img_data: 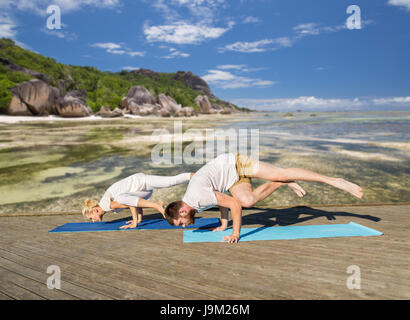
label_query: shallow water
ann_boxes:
[0,111,409,214]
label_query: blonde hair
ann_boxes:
[82,199,99,219]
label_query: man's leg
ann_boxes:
[230,181,285,208]
[249,161,363,199]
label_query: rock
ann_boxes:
[220,107,232,115]
[194,95,212,114]
[138,104,161,116]
[97,106,123,118]
[64,89,88,103]
[11,80,60,115]
[6,95,33,116]
[174,107,197,117]
[57,94,92,117]
[0,57,50,83]
[159,109,171,117]
[173,71,216,100]
[126,86,156,105]
[127,101,160,116]
[122,86,161,116]
[157,94,181,115]
[130,68,160,79]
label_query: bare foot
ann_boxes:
[330,178,363,199]
[287,182,306,198]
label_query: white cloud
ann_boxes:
[91,42,145,57]
[0,12,17,38]
[144,22,230,44]
[220,39,274,53]
[231,96,410,111]
[161,47,190,59]
[2,0,121,16]
[388,0,410,11]
[216,64,246,70]
[243,16,260,24]
[145,0,231,46]
[293,23,321,36]
[41,24,78,40]
[216,64,267,73]
[122,66,140,71]
[220,18,370,54]
[202,69,277,89]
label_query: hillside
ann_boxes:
[0,38,246,115]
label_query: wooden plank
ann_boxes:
[0,205,409,299]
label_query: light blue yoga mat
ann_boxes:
[49,217,220,233]
[183,222,383,243]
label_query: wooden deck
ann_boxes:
[0,204,409,300]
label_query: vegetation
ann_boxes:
[0,38,241,112]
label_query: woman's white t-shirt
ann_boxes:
[182,153,239,211]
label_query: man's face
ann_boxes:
[173,214,194,228]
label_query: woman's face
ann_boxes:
[87,207,104,222]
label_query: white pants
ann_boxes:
[112,173,190,212]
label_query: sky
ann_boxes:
[0,0,409,111]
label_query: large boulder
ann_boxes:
[173,71,216,100]
[174,107,197,117]
[0,57,50,83]
[10,79,60,115]
[56,93,92,117]
[126,86,156,105]
[7,95,33,116]
[157,94,182,115]
[127,100,160,116]
[97,106,123,118]
[194,95,212,114]
[122,86,160,116]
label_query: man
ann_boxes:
[164,153,363,243]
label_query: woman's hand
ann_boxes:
[120,220,138,229]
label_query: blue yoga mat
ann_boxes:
[183,222,383,243]
[49,217,220,233]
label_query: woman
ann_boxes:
[82,172,193,229]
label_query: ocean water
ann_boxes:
[0,111,409,214]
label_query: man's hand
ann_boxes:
[222,234,239,243]
[120,220,138,229]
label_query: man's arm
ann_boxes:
[214,192,242,243]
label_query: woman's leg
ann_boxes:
[250,161,363,198]
[115,190,165,216]
[143,173,191,190]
